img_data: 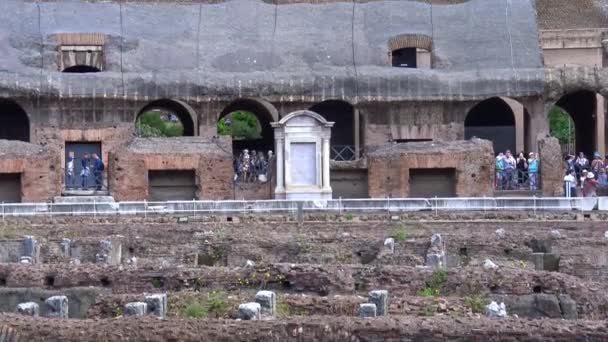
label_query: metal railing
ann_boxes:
[331,145,357,161]
[0,196,601,218]
[495,169,540,191]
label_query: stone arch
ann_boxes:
[136,99,197,136]
[0,99,30,142]
[218,98,278,155]
[465,97,516,154]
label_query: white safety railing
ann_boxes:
[0,196,602,218]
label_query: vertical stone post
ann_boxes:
[255,290,276,317]
[322,137,331,190]
[23,235,38,263]
[275,137,285,194]
[45,295,68,318]
[145,293,167,319]
[368,290,388,316]
[238,303,261,320]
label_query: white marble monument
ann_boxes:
[272,110,334,200]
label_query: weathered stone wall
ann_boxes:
[367,139,494,198]
[0,141,62,202]
[108,137,233,201]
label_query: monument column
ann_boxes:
[596,94,605,157]
[322,137,331,190]
[275,137,285,192]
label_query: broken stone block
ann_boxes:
[60,238,71,257]
[485,301,507,319]
[358,303,377,318]
[124,302,148,317]
[145,293,167,319]
[368,290,388,316]
[483,259,498,270]
[45,295,68,318]
[16,302,39,317]
[604,231,608,239]
[495,229,506,238]
[245,260,256,268]
[255,291,276,317]
[531,253,560,272]
[19,256,32,264]
[383,238,395,254]
[425,234,445,269]
[96,239,122,265]
[558,294,578,320]
[550,230,562,239]
[238,302,261,320]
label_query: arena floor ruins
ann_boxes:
[0,210,606,341]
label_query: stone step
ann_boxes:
[54,196,115,204]
[493,190,543,197]
[61,189,110,197]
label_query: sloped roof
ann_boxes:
[536,0,608,29]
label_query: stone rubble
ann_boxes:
[485,301,507,319]
[238,303,261,320]
[17,302,39,317]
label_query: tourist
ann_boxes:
[575,152,589,178]
[583,172,599,197]
[66,151,75,189]
[241,149,250,183]
[495,153,505,190]
[249,150,258,183]
[503,150,516,190]
[80,153,90,189]
[527,152,539,191]
[580,169,588,196]
[565,154,575,174]
[516,152,528,188]
[598,167,608,194]
[92,153,104,191]
[591,152,604,178]
[563,170,576,198]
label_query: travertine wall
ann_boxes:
[367,139,494,198]
[108,137,233,201]
[0,141,62,202]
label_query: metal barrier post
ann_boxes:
[192,198,196,218]
[94,200,97,219]
[1,202,4,221]
[386,197,390,213]
[339,197,342,216]
[435,196,438,216]
[144,199,147,219]
[533,195,537,215]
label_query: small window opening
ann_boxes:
[45,275,56,287]
[392,48,417,68]
[62,65,101,73]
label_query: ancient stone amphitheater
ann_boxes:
[0,210,607,341]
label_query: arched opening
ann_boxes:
[465,97,516,154]
[309,100,356,161]
[0,99,29,142]
[135,99,196,137]
[62,65,101,73]
[553,91,597,157]
[217,98,277,157]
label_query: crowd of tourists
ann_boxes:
[66,151,105,190]
[563,152,608,198]
[233,149,273,183]
[495,150,539,190]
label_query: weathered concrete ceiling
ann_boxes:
[0,0,544,102]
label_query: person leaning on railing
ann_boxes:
[527,152,539,191]
[563,169,576,198]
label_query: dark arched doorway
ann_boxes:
[309,100,356,161]
[0,99,29,142]
[63,65,101,73]
[465,97,516,154]
[218,98,277,156]
[136,99,196,137]
[554,90,597,157]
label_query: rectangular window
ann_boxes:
[392,48,417,68]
